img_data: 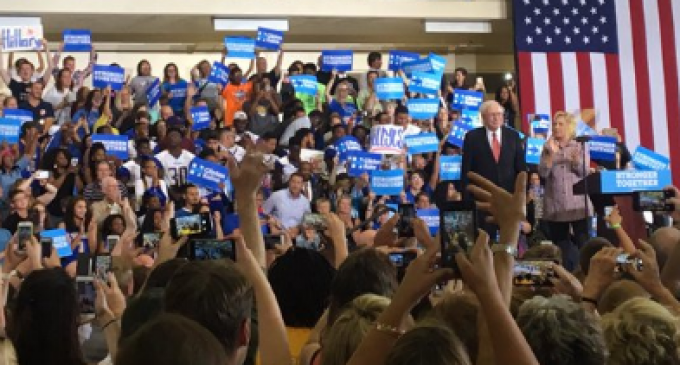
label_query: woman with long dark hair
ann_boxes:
[162,63,188,116]
[129,59,158,104]
[4,268,87,365]
[58,196,95,276]
[43,148,83,225]
[44,68,78,125]
[72,89,103,127]
[495,85,519,126]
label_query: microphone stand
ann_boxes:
[575,136,591,237]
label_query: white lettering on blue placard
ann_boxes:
[321,50,354,72]
[371,170,404,196]
[417,208,440,236]
[402,57,434,75]
[453,90,484,110]
[370,125,404,154]
[429,53,446,76]
[2,109,33,125]
[375,78,405,100]
[525,137,545,165]
[409,71,440,95]
[146,78,161,107]
[388,50,420,71]
[407,99,439,120]
[440,155,462,181]
[588,136,617,161]
[1,26,43,51]
[0,118,21,144]
[191,106,211,131]
[225,37,256,59]
[632,146,670,171]
[601,170,672,193]
[405,133,439,154]
[188,158,229,191]
[92,134,129,159]
[290,75,318,96]
[62,29,92,52]
[255,27,284,50]
[347,151,382,177]
[92,65,125,91]
[447,121,473,148]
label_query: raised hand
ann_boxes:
[455,230,497,296]
[231,151,273,197]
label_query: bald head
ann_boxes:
[649,227,680,269]
[102,176,120,202]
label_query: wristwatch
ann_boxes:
[491,244,518,257]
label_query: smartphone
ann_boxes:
[138,233,161,250]
[389,250,418,281]
[604,206,615,228]
[170,213,213,239]
[71,158,79,167]
[76,276,96,315]
[633,190,675,212]
[93,255,112,282]
[513,260,556,287]
[302,213,327,231]
[616,253,643,271]
[105,235,120,252]
[189,239,236,261]
[35,170,50,180]
[16,221,33,251]
[40,237,52,258]
[264,234,283,250]
[76,254,92,276]
[397,204,416,238]
[439,202,477,275]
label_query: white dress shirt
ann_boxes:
[486,127,503,149]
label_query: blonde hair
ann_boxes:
[602,297,680,365]
[322,294,391,365]
[553,111,577,139]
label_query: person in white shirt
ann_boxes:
[217,127,245,163]
[135,156,169,209]
[155,128,195,199]
[42,68,78,125]
[233,111,260,144]
[262,172,311,236]
[279,115,311,147]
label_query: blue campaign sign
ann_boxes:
[225,37,255,59]
[191,106,211,131]
[146,78,161,107]
[388,50,420,71]
[525,137,545,165]
[409,71,440,95]
[0,118,21,144]
[91,134,129,160]
[369,125,404,154]
[407,98,440,120]
[62,29,92,52]
[429,53,447,76]
[588,135,617,161]
[167,83,187,101]
[529,114,551,135]
[255,27,284,50]
[371,169,404,196]
[417,208,440,236]
[2,109,33,124]
[401,57,434,76]
[335,136,363,161]
[321,50,354,72]
[92,64,125,91]
[452,90,484,110]
[440,155,462,181]
[41,229,71,258]
[347,151,383,177]
[447,121,474,148]
[576,120,597,137]
[375,78,405,100]
[461,109,481,127]
[632,146,670,171]
[404,133,439,154]
[208,61,230,86]
[289,75,318,95]
[600,170,672,194]
[188,157,230,191]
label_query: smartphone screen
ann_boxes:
[398,204,416,238]
[604,206,614,228]
[93,255,112,282]
[190,239,236,261]
[439,203,476,272]
[171,213,212,238]
[71,158,79,167]
[264,235,283,250]
[76,277,96,315]
[141,233,161,250]
[634,191,673,211]
[105,235,120,252]
[17,222,33,250]
[40,237,52,258]
[35,170,50,179]
[513,260,556,287]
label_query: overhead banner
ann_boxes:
[388,50,420,71]
[375,78,405,100]
[440,155,462,181]
[0,25,43,51]
[632,146,670,171]
[347,151,383,177]
[369,125,404,154]
[62,29,92,52]
[404,133,439,154]
[289,75,318,95]
[321,50,354,72]
[407,98,439,120]
[92,64,125,91]
[224,37,256,59]
[187,157,230,191]
[255,27,284,50]
[370,169,404,196]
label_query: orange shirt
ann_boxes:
[222,81,253,127]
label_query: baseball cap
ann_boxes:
[234,111,248,120]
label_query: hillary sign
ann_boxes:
[370,125,404,154]
[93,65,125,91]
[347,151,383,177]
[1,25,43,51]
[224,37,255,59]
[208,62,230,86]
[447,121,474,148]
[632,146,670,171]
[255,27,284,50]
[375,78,405,100]
[440,155,462,181]
[588,135,617,161]
[388,50,420,71]
[417,208,440,236]
[452,90,484,110]
[600,170,673,194]
[407,99,439,120]
[409,72,440,95]
[2,109,33,125]
[62,29,92,52]
[370,170,404,196]
[91,134,129,160]
[0,118,21,144]
[335,136,363,161]
[187,157,229,191]
[321,50,354,72]
[525,137,545,165]
[191,106,211,131]
[146,78,161,107]
[404,133,439,154]
[289,75,318,96]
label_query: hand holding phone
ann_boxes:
[17,222,33,252]
[398,204,416,238]
[633,190,675,212]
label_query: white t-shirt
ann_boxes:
[42,87,78,125]
[128,140,157,160]
[155,150,195,188]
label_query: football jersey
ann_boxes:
[155,150,195,188]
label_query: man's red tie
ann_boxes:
[492,132,501,162]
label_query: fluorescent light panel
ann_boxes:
[424,21,492,33]
[213,18,289,32]
[0,17,41,26]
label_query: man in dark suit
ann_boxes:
[461,100,527,236]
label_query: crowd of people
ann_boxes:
[0,36,679,365]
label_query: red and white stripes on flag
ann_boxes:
[517,0,680,183]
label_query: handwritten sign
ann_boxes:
[370,125,404,154]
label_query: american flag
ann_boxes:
[514,0,680,183]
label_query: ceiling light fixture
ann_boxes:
[213,18,289,32]
[424,21,492,33]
